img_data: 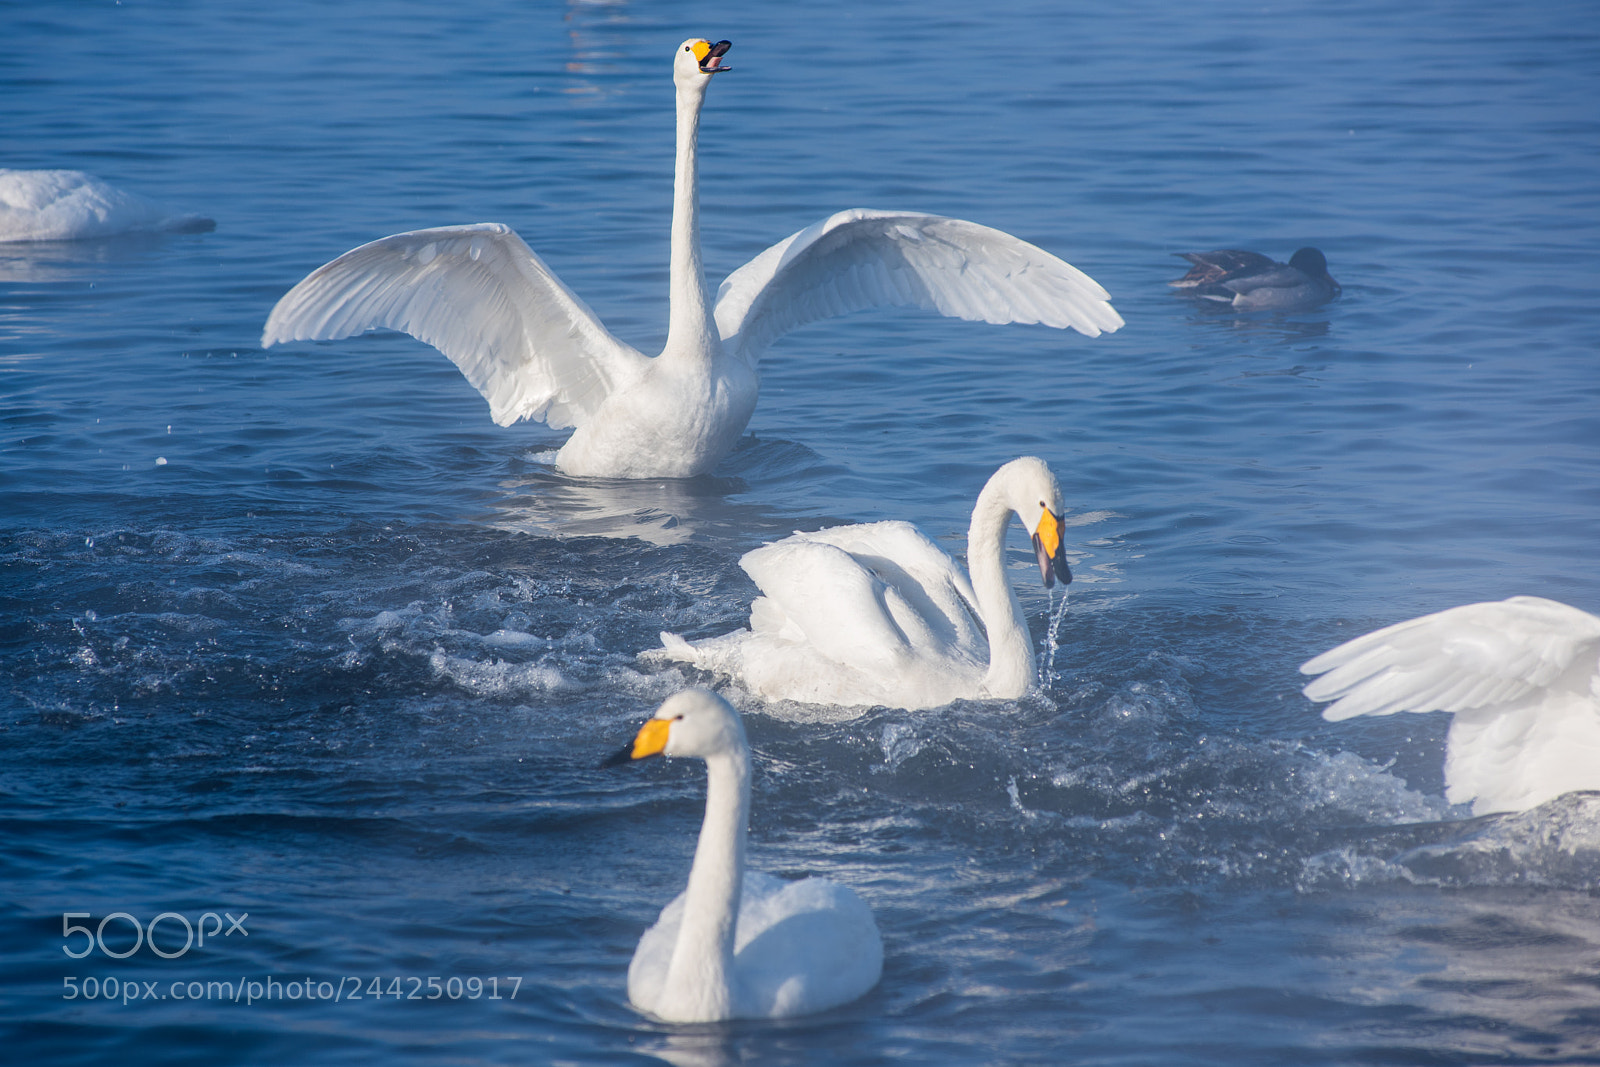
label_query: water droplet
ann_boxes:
[1040,586,1071,686]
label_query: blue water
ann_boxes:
[4,1,1599,1063]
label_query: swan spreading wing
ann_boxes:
[1301,596,1600,722]
[1302,596,1600,814]
[715,209,1125,366]
[261,223,647,430]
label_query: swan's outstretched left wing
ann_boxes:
[1300,596,1600,722]
[714,209,1124,366]
[262,223,648,430]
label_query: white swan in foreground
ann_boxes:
[604,688,882,1022]
[652,457,1072,709]
[1301,596,1600,815]
[0,169,214,242]
[261,38,1123,479]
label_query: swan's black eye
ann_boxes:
[1039,500,1047,508]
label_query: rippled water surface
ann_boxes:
[4,1,1599,1064]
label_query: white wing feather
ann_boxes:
[714,209,1124,365]
[261,223,647,430]
[1300,596,1600,722]
[1301,597,1600,814]
[739,521,985,675]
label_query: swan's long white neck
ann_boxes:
[664,81,719,363]
[659,745,749,1021]
[968,477,1036,698]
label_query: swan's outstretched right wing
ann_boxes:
[1300,596,1600,722]
[714,209,1123,366]
[262,223,648,430]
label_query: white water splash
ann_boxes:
[1039,585,1071,687]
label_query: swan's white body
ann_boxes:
[0,169,213,242]
[654,457,1072,710]
[609,689,882,1022]
[1301,596,1600,815]
[261,39,1123,479]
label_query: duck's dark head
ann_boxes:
[1288,247,1329,277]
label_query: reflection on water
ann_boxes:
[1313,881,1600,1059]
[562,0,633,98]
[487,436,851,546]
[0,231,206,283]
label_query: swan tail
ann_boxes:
[647,631,698,664]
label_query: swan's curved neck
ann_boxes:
[968,479,1036,698]
[665,82,718,361]
[660,745,749,1021]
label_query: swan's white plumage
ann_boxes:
[630,869,881,1021]
[654,457,1071,710]
[614,689,881,1022]
[261,223,646,431]
[0,169,213,243]
[715,208,1125,366]
[261,40,1122,479]
[1301,596,1600,815]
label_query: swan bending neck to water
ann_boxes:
[0,169,214,243]
[1301,596,1600,815]
[652,457,1073,710]
[604,688,882,1021]
[262,38,1123,479]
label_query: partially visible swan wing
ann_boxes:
[714,209,1124,366]
[1300,596,1600,722]
[262,223,648,430]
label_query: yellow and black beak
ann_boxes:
[601,716,673,768]
[1032,509,1072,588]
[693,39,733,74]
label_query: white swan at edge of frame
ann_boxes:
[0,169,213,242]
[1301,595,1600,815]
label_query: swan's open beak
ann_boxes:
[601,716,673,768]
[695,39,733,73]
[1032,509,1072,588]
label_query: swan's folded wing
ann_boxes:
[740,538,920,675]
[714,209,1124,365]
[791,521,984,653]
[1300,596,1600,722]
[262,223,647,430]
